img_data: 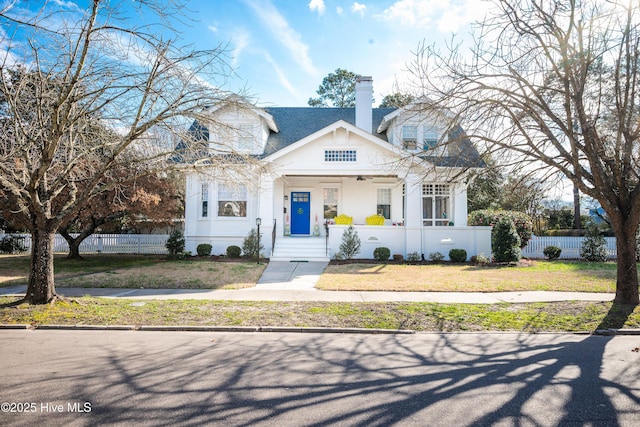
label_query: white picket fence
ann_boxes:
[522,235,617,259]
[0,233,619,259]
[0,233,169,255]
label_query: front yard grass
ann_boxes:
[1,297,638,332]
[315,260,619,293]
[0,254,265,290]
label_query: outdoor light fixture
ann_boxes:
[256,217,261,264]
[356,175,365,181]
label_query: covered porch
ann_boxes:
[259,174,491,261]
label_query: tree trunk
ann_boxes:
[25,230,56,304]
[573,186,582,230]
[60,229,86,260]
[611,219,640,305]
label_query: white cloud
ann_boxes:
[208,25,219,33]
[351,2,367,17]
[377,0,484,32]
[262,51,297,97]
[336,6,344,15]
[308,0,326,15]
[230,28,251,67]
[243,0,316,75]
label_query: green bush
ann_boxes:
[242,228,264,258]
[468,209,533,248]
[339,225,361,259]
[0,235,26,254]
[580,223,608,262]
[165,230,185,257]
[429,252,444,262]
[492,217,521,263]
[406,251,420,262]
[373,247,391,261]
[226,245,242,258]
[196,243,212,257]
[543,245,562,260]
[449,248,467,263]
[471,253,490,265]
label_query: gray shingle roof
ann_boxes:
[177,106,484,168]
[261,107,395,157]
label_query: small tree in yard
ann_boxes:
[242,228,263,258]
[492,217,521,263]
[165,230,185,257]
[339,226,361,259]
[581,222,608,262]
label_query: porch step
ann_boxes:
[270,237,330,262]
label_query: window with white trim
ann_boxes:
[422,184,451,226]
[217,185,247,217]
[201,183,209,218]
[423,128,440,150]
[325,150,357,162]
[323,188,338,219]
[377,188,391,219]
[402,125,418,150]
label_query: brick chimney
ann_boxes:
[355,75,373,132]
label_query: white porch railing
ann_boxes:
[0,233,169,255]
[522,236,617,259]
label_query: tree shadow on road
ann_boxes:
[3,329,639,426]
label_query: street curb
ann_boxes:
[0,324,415,334]
[594,328,640,336]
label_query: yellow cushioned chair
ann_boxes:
[334,214,353,225]
[366,214,385,225]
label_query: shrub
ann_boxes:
[242,228,264,258]
[492,217,521,263]
[580,222,608,262]
[393,254,404,261]
[226,245,242,258]
[428,252,444,262]
[165,230,185,257]
[373,247,391,261]
[196,243,212,257]
[339,225,361,259]
[468,209,533,248]
[543,245,562,260]
[471,253,490,265]
[0,235,26,254]
[406,251,420,262]
[449,248,467,263]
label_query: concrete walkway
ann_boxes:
[0,260,616,303]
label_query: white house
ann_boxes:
[181,76,491,261]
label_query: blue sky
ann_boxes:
[1,0,486,106]
[196,0,485,107]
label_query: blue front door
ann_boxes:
[291,192,310,235]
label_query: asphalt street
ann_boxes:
[1,330,639,426]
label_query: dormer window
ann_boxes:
[402,125,418,150]
[401,124,442,151]
[423,128,440,150]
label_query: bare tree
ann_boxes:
[0,1,256,304]
[410,0,640,305]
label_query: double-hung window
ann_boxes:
[323,188,338,219]
[218,185,247,217]
[377,188,391,219]
[201,183,209,218]
[422,184,451,226]
[402,125,418,150]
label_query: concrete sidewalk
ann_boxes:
[0,260,616,303]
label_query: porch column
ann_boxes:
[404,173,423,257]
[258,175,275,257]
[453,182,468,226]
